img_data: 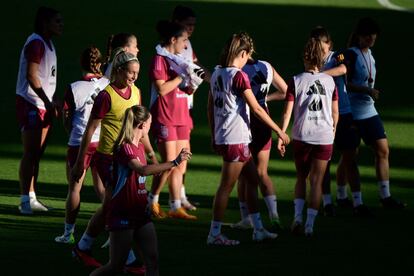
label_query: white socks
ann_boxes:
[64,223,75,236]
[169,199,181,211]
[264,195,279,219]
[209,221,222,237]
[78,232,95,251]
[238,201,249,220]
[322,194,332,206]
[305,208,318,231]
[352,192,363,207]
[148,193,159,205]
[294,198,305,223]
[249,212,264,231]
[378,180,391,199]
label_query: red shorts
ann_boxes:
[214,143,251,162]
[67,142,99,169]
[293,140,333,163]
[94,151,114,187]
[16,95,51,131]
[250,114,272,154]
[152,124,190,143]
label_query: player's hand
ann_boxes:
[368,88,380,100]
[277,131,290,145]
[277,138,286,157]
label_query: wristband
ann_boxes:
[172,159,179,167]
[147,151,155,158]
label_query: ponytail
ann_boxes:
[80,46,103,76]
[219,32,254,67]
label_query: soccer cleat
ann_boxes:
[30,199,51,212]
[72,245,102,268]
[336,198,353,208]
[323,203,336,217]
[230,218,253,230]
[353,204,374,218]
[269,217,283,232]
[182,201,197,211]
[55,233,75,244]
[380,197,406,209]
[168,208,197,220]
[123,260,146,275]
[207,234,240,246]
[151,203,167,219]
[290,220,304,236]
[252,228,278,242]
[18,201,33,215]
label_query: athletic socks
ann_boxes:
[352,191,363,207]
[78,232,95,251]
[169,199,181,211]
[264,195,279,219]
[305,208,318,231]
[148,193,159,205]
[322,194,332,207]
[378,180,391,199]
[29,191,36,200]
[209,221,222,237]
[293,198,305,223]
[249,212,264,231]
[238,201,249,220]
[64,223,75,236]
[336,185,348,200]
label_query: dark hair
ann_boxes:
[34,6,60,34]
[172,5,196,21]
[310,26,331,43]
[219,32,254,67]
[156,20,186,47]
[303,37,324,70]
[348,17,380,47]
[106,33,136,62]
[80,46,103,76]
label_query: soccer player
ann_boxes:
[147,20,199,220]
[277,34,339,237]
[345,17,405,209]
[207,32,289,245]
[16,7,63,214]
[309,27,370,217]
[71,50,154,273]
[90,105,192,276]
[232,58,287,231]
[54,46,109,244]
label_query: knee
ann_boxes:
[376,146,389,160]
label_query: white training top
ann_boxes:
[68,77,110,146]
[290,72,336,145]
[347,47,378,120]
[179,40,195,109]
[242,60,273,107]
[16,33,57,109]
[210,66,251,145]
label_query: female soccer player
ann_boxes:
[346,17,405,209]
[54,46,109,244]
[90,105,192,276]
[71,50,154,272]
[232,58,287,230]
[16,6,63,214]
[147,20,198,220]
[277,34,339,237]
[207,32,289,245]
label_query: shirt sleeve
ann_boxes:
[232,71,251,95]
[24,39,45,64]
[344,49,358,83]
[118,143,138,166]
[63,85,75,112]
[332,86,338,101]
[286,78,295,101]
[91,90,111,119]
[150,55,169,81]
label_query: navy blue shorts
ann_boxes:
[354,115,386,145]
[334,113,360,150]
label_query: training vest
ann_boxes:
[97,84,140,154]
[242,60,273,107]
[68,77,110,146]
[16,33,57,109]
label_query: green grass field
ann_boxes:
[1,0,414,275]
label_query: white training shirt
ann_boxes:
[68,77,110,146]
[347,47,378,120]
[290,72,336,145]
[16,33,57,109]
[242,60,273,107]
[210,66,251,145]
